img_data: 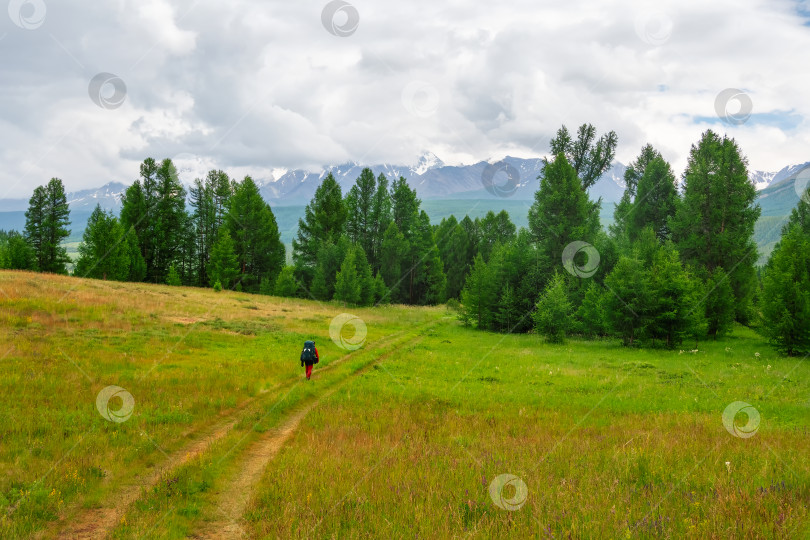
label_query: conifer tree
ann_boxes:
[75,205,130,281]
[293,173,347,287]
[208,228,239,289]
[273,266,299,297]
[760,225,810,356]
[672,130,760,322]
[25,178,71,274]
[533,272,573,343]
[334,247,361,305]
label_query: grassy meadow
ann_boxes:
[0,270,808,538]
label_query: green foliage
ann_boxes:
[549,123,618,189]
[333,244,375,306]
[603,256,646,346]
[120,158,188,283]
[311,236,351,301]
[435,216,475,299]
[293,173,348,288]
[208,229,239,290]
[213,279,222,292]
[671,130,761,323]
[373,271,388,304]
[126,228,147,282]
[528,154,599,277]
[25,178,71,274]
[166,265,182,286]
[380,222,408,303]
[476,210,516,261]
[75,205,131,281]
[576,282,607,337]
[533,272,573,343]
[495,282,521,333]
[226,176,285,292]
[189,170,232,287]
[704,268,735,339]
[760,225,810,356]
[628,156,679,242]
[460,254,498,329]
[334,246,362,305]
[643,242,703,348]
[273,266,299,298]
[0,230,35,270]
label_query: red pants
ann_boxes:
[306,364,313,379]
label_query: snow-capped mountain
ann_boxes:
[750,170,777,191]
[410,152,445,176]
[1,156,807,214]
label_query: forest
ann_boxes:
[2,124,808,355]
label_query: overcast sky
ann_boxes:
[1,0,809,198]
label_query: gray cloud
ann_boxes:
[1,0,810,198]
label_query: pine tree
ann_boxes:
[293,173,348,287]
[125,228,147,282]
[549,124,618,190]
[208,229,239,289]
[495,282,521,333]
[477,210,516,261]
[409,210,446,305]
[603,256,646,346]
[226,176,285,292]
[760,226,810,355]
[166,264,182,286]
[643,242,700,348]
[704,268,735,339]
[189,170,231,286]
[0,231,35,270]
[528,155,600,277]
[75,205,130,281]
[273,266,299,297]
[310,236,351,301]
[576,281,607,337]
[354,245,375,306]
[152,158,188,283]
[533,272,573,343]
[369,173,392,273]
[373,271,389,304]
[671,131,760,323]
[25,178,71,274]
[345,168,377,261]
[611,145,663,244]
[628,156,679,242]
[334,247,361,305]
[380,222,408,303]
[121,158,188,283]
[460,254,498,328]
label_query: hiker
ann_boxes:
[300,340,319,380]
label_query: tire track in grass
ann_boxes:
[190,331,428,539]
[52,330,409,540]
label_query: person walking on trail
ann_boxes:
[300,340,319,380]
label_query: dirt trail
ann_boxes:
[192,334,424,539]
[55,415,241,540]
[51,331,408,539]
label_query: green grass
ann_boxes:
[0,270,807,538]
[243,326,809,538]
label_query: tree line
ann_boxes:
[1,126,808,355]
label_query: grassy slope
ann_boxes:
[0,271,808,538]
[0,271,441,537]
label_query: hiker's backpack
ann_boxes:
[301,341,317,364]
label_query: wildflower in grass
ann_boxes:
[755,352,760,358]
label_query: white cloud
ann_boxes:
[1,0,809,197]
